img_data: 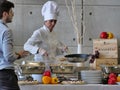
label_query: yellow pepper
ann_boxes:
[51,77,59,84]
[107,32,114,39]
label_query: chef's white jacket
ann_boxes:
[24,25,64,61]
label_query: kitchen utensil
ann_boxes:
[64,54,90,63]
[20,61,45,74]
[100,65,120,74]
[50,63,75,74]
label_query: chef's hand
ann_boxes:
[16,50,30,59]
[62,46,69,52]
[38,48,48,56]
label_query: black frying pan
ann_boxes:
[64,54,90,63]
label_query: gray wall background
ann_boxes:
[8,0,120,63]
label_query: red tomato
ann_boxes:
[108,77,117,84]
[43,70,51,77]
[100,32,108,39]
[109,73,117,79]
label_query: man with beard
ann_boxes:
[0,1,28,90]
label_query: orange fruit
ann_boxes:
[42,76,51,84]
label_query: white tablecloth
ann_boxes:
[20,84,120,90]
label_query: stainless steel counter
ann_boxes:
[20,84,120,90]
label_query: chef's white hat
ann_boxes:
[41,1,59,21]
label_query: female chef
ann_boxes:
[24,1,68,82]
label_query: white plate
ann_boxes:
[82,78,102,84]
[81,77,102,80]
[85,81,102,84]
[81,73,102,76]
[81,70,102,74]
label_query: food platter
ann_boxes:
[50,63,75,74]
[61,80,85,85]
[18,80,40,85]
[20,61,45,74]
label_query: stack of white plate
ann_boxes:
[81,70,102,84]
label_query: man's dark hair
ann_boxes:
[0,0,7,4]
[0,1,14,18]
[0,0,6,4]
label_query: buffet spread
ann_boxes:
[15,39,120,90]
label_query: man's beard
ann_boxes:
[6,18,12,23]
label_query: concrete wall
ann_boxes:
[8,0,120,63]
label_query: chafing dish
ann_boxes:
[20,61,45,74]
[50,63,75,74]
[101,65,120,74]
